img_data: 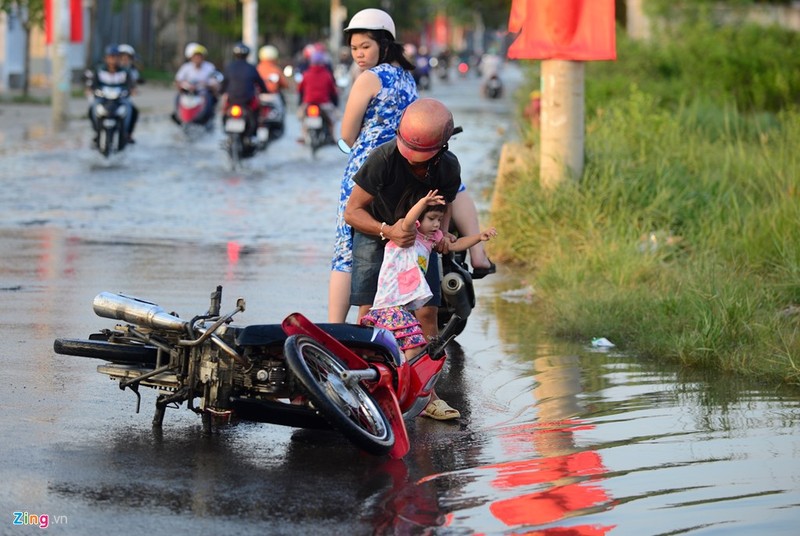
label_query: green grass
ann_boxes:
[494,21,800,386]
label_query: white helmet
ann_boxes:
[118,44,135,57]
[259,45,279,61]
[184,42,207,59]
[344,8,396,40]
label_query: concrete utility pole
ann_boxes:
[540,60,584,189]
[51,0,71,132]
[626,0,651,40]
[329,0,347,66]
[241,0,258,63]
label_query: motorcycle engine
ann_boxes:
[241,347,287,395]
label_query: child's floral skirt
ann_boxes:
[360,306,427,351]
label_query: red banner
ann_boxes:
[45,0,83,44]
[507,0,616,61]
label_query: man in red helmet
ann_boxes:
[344,98,462,420]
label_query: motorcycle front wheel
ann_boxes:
[284,334,394,456]
[54,338,158,365]
[99,128,112,157]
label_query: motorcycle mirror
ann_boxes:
[236,297,246,312]
[337,138,351,155]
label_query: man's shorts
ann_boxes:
[350,231,441,307]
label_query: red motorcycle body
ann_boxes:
[281,312,448,459]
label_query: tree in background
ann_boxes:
[1,0,44,97]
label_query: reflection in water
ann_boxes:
[373,350,615,534]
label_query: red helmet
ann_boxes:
[396,98,454,163]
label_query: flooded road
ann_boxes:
[1,70,799,535]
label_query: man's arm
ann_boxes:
[345,185,415,247]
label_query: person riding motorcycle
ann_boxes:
[86,45,134,146]
[256,45,290,97]
[172,43,220,126]
[296,50,338,142]
[220,42,268,142]
[117,44,140,142]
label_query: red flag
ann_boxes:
[45,0,83,44]
[507,0,616,61]
[70,0,83,43]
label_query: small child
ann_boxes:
[360,189,497,362]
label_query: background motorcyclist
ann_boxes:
[172,43,220,125]
[479,47,504,97]
[220,42,268,141]
[86,44,134,146]
[117,44,140,142]
[296,50,338,142]
[256,45,290,98]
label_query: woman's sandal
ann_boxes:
[471,260,496,279]
[422,399,461,420]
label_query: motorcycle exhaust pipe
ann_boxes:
[441,272,472,320]
[93,292,188,332]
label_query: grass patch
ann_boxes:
[495,20,800,387]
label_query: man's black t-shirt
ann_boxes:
[353,139,461,224]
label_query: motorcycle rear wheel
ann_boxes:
[228,134,242,170]
[284,334,394,456]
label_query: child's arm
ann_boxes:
[449,227,498,252]
[400,190,445,232]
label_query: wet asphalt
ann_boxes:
[0,67,523,534]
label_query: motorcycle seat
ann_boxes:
[234,322,397,359]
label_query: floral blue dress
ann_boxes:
[330,63,417,273]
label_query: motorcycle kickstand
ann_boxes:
[124,383,142,414]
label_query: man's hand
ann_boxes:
[386,219,415,248]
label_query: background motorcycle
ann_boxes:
[303,103,335,157]
[484,75,504,99]
[255,91,285,150]
[174,82,215,139]
[53,286,460,458]
[222,101,259,169]
[91,85,130,158]
[413,54,432,91]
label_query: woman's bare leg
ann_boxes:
[327,270,351,323]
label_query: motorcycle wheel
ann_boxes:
[54,338,158,365]
[309,131,322,158]
[284,334,394,456]
[99,129,111,158]
[228,134,242,170]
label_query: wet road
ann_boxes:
[2,68,800,535]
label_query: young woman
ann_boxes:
[328,8,417,323]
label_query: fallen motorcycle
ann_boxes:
[53,286,460,458]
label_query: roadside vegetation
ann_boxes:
[492,20,800,386]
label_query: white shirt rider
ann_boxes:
[175,61,218,89]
